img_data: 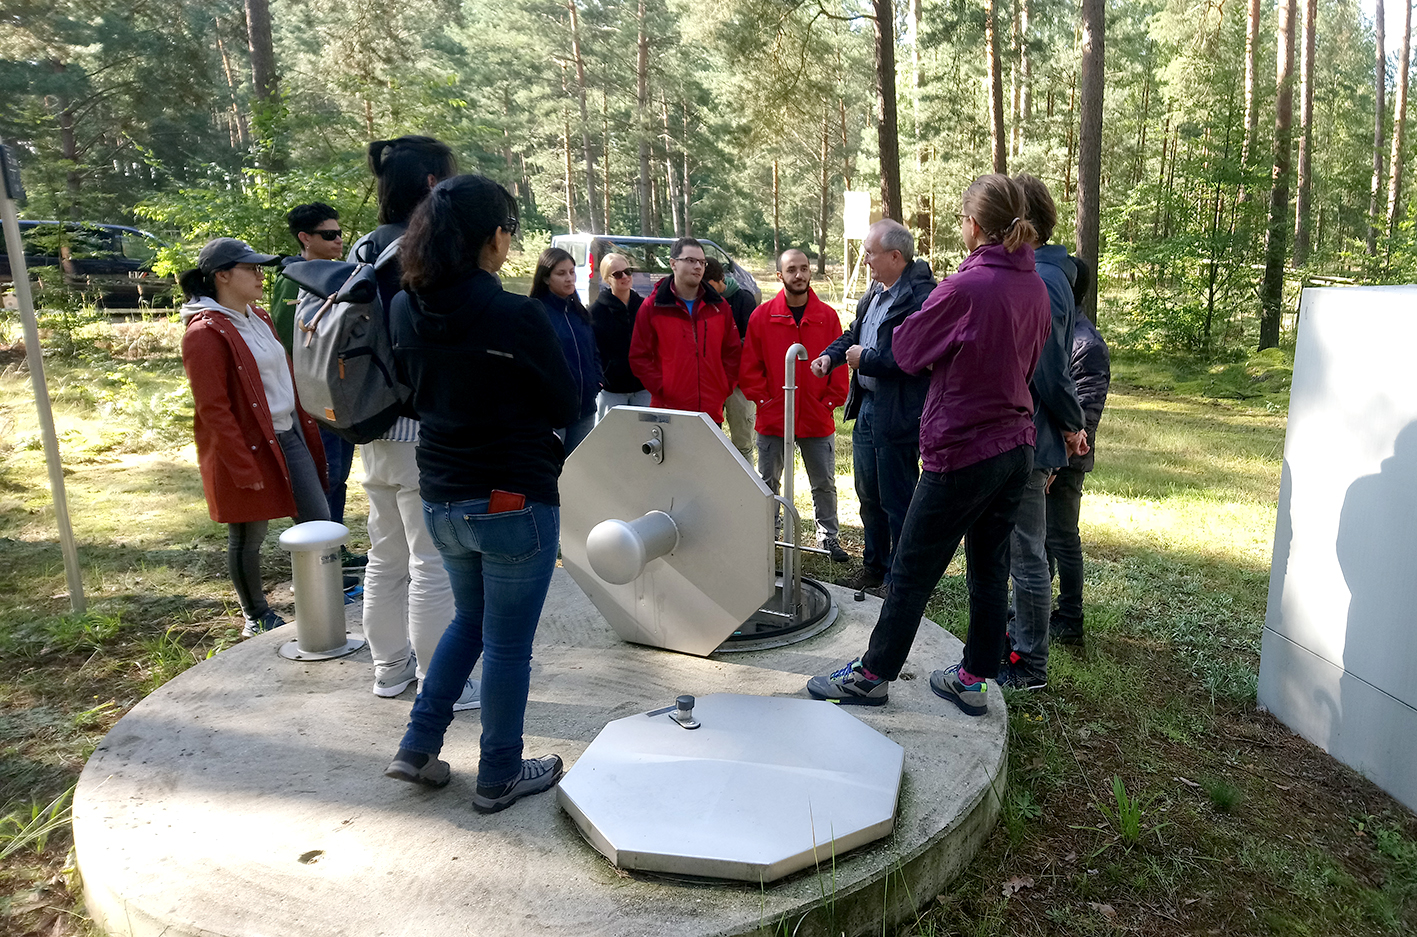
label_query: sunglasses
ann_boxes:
[311,228,343,241]
[608,268,634,280]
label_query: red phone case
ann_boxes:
[488,489,526,513]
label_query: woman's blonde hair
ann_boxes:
[961,174,1037,253]
[601,252,632,274]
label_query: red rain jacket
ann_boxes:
[739,287,849,439]
[182,305,328,524]
[628,276,741,423]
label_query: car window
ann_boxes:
[702,242,731,265]
[69,226,120,259]
[20,223,66,257]
[120,232,157,263]
[562,240,588,266]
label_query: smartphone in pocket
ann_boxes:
[488,489,526,513]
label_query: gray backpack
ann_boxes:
[283,237,410,444]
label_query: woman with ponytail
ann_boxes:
[178,238,330,638]
[382,175,580,813]
[808,173,1053,716]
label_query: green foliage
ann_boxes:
[0,787,73,859]
[1202,776,1241,813]
[1095,775,1158,848]
[0,610,123,661]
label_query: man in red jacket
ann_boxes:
[741,249,851,563]
[628,237,741,423]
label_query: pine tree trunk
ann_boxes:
[773,159,781,260]
[986,0,1008,173]
[244,0,278,106]
[1020,0,1032,124]
[563,100,578,232]
[1076,0,1105,323]
[839,97,853,189]
[873,0,904,220]
[1294,0,1317,265]
[603,92,612,230]
[1259,0,1298,350]
[1387,0,1413,245]
[1368,0,1387,254]
[819,110,831,274]
[1240,0,1262,177]
[213,21,251,149]
[661,97,681,236]
[568,0,601,233]
[637,0,652,236]
[682,102,692,236]
[1010,0,1021,157]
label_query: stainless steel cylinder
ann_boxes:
[586,510,681,585]
[278,521,350,653]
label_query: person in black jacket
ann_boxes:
[1046,258,1110,646]
[811,219,937,594]
[589,252,650,419]
[383,174,580,814]
[706,257,758,464]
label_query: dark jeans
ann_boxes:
[853,394,920,580]
[1045,465,1086,633]
[228,428,330,619]
[862,445,1033,681]
[319,426,356,526]
[401,498,559,788]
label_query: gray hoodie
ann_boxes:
[180,297,296,432]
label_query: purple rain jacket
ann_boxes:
[891,242,1052,474]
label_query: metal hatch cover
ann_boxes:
[557,694,905,883]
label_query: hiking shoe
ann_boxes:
[806,658,889,706]
[373,653,418,698]
[385,748,450,787]
[1050,628,1085,647]
[343,580,363,605]
[241,609,286,638]
[472,754,564,813]
[835,568,885,591]
[995,662,1048,691]
[452,678,482,712]
[930,664,989,716]
[341,545,368,568]
[821,537,851,564]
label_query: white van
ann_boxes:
[550,234,761,307]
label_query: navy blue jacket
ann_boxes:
[541,292,601,422]
[589,286,645,394]
[822,258,938,446]
[1031,244,1086,471]
[1069,314,1111,473]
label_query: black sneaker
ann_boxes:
[241,609,286,638]
[472,754,564,813]
[341,545,368,568]
[995,662,1048,691]
[385,749,451,787]
[821,537,851,563]
[835,568,885,591]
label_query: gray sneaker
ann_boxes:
[373,653,418,698]
[453,678,482,712]
[385,749,451,787]
[806,658,889,706]
[472,754,564,813]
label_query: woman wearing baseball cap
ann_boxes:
[178,238,331,637]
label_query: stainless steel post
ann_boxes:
[781,343,808,617]
[0,146,85,613]
[277,521,364,661]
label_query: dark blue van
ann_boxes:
[1,220,173,307]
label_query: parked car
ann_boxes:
[550,233,761,307]
[0,220,174,307]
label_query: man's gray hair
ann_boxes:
[870,219,915,261]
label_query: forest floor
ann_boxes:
[0,321,1413,936]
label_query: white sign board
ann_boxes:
[843,191,871,240]
[1258,286,1417,812]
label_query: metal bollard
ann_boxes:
[276,520,365,661]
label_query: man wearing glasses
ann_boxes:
[589,252,651,420]
[629,237,742,425]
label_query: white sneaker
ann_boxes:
[373,653,418,698]
[453,678,482,712]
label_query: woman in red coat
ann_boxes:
[179,238,330,637]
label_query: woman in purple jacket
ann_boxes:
[807,174,1052,715]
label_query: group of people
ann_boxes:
[177,131,1110,817]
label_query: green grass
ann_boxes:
[2,325,1415,936]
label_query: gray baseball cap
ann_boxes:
[197,237,279,273]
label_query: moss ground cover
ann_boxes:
[0,324,1413,936]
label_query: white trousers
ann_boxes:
[359,439,454,677]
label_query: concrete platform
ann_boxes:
[74,570,1007,937]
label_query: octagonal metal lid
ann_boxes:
[560,408,776,656]
[557,694,904,882]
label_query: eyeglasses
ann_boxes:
[312,229,343,241]
[673,256,706,267]
[608,268,633,280]
[503,217,520,236]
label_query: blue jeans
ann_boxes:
[596,388,652,421]
[319,426,356,525]
[852,394,920,579]
[1008,468,1053,677]
[400,498,560,788]
[557,412,596,455]
[862,445,1033,681]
